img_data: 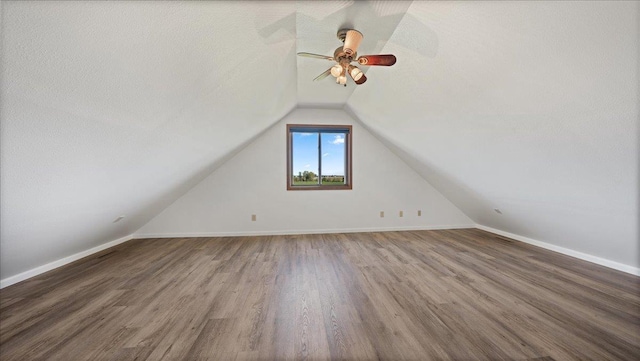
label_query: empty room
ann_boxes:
[1,1,638,360]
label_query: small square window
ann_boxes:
[287,124,352,190]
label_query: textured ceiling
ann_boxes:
[1,1,638,279]
[348,1,639,267]
[1,0,300,277]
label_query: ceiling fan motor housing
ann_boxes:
[334,47,356,63]
[337,29,349,42]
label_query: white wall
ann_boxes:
[348,1,639,271]
[0,1,297,281]
[136,108,473,237]
[4,1,635,286]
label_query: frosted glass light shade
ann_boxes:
[343,30,363,56]
[348,65,363,81]
[338,75,347,85]
[355,73,367,85]
[330,64,343,77]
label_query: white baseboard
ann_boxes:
[134,224,477,239]
[476,225,640,276]
[3,226,636,288]
[0,234,134,289]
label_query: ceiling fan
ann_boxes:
[298,29,396,87]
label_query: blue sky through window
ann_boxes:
[321,133,345,176]
[292,132,345,176]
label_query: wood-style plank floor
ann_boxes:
[1,229,639,360]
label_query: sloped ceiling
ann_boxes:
[1,1,300,278]
[1,1,638,279]
[348,1,639,267]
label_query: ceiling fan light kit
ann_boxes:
[354,73,367,85]
[330,64,343,77]
[298,28,397,87]
[348,65,363,81]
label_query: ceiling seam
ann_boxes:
[342,0,415,109]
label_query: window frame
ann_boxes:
[286,124,352,191]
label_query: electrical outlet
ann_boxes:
[417,210,422,216]
[399,211,403,217]
[380,211,384,218]
[251,214,257,221]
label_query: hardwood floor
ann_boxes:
[1,229,639,360]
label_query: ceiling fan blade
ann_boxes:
[357,54,397,66]
[297,52,334,61]
[343,30,363,56]
[313,68,333,81]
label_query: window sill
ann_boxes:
[287,184,352,191]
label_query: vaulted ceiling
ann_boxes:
[1,1,638,279]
